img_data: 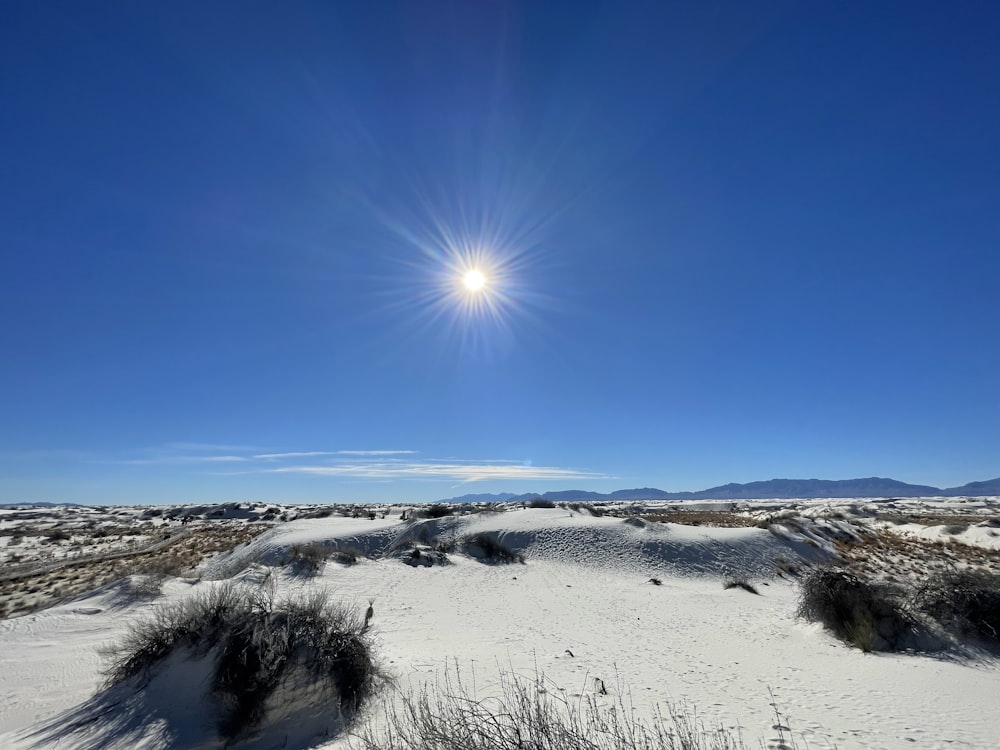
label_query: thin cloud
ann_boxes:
[253,450,418,460]
[266,461,611,482]
[253,451,340,460]
[333,450,419,456]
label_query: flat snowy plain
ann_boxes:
[1,497,998,749]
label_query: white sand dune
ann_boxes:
[1,504,998,749]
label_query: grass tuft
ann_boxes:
[102,583,380,742]
[723,578,760,595]
[353,666,802,750]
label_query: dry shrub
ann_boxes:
[462,533,524,565]
[333,546,365,565]
[421,504,455,519]
[914,570,1000,646]
[288,543,330,576]
[527,498,556,509]
[797,568,917,652]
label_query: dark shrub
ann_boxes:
[527,498,556,509]
[303,508,334,519]
[288,543,329,576]
[797,568,916,652]
[332,546,364,565]
[462,533,524,565]
[914,570,1000,646]
[723,578,759,595]
[421,504,454,519]
[103,585,380,742]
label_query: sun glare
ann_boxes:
[463,269,486,292]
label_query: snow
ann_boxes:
[1,500,999,749]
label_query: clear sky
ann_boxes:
[2,1,998,505]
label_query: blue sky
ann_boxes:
[2,1,998,504]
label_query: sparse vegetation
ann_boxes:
[354,667,800,750]
[103,584,380,741]
[1,523,268,618]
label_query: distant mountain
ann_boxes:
[528,489,607,501]
[433,476,1000,504]
[608,487,676,500]
[0,501,86,509]
[686,477,943,500]
[944,477,1000,496]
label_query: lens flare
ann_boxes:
[463,269,486,292]
[367,164,568,361]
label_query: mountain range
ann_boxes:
[436,476,1000,504]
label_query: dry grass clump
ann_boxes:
[104,584,380,741]
[797,568,917,652]
[462,533,524,565]
[723,578,759,595]
[288,543,330,576]
[333,545,366,566]
[353,668,800,750]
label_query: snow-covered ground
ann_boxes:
[1,499,998,749]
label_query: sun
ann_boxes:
[463,269,486,292]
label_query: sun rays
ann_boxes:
[363,164,569,360]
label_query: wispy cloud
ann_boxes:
[253,450,418,459]
[333,450,419,456]
[95,445,609,484]
[265,461,611,483]
[253,451,340,460]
